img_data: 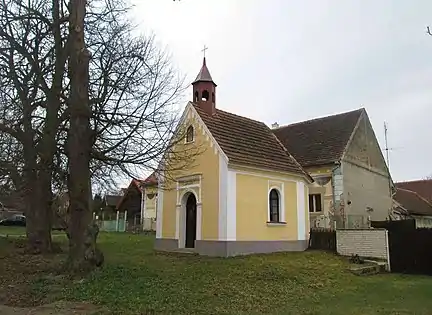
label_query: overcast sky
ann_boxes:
[131,0,432,183]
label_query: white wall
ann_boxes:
[337,229,389,261]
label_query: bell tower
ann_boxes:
[192,55,217,116]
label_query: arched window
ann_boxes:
[186,125,194,143]
[201,90,209,101]
[194,91,199,102]
[269,189,280,222]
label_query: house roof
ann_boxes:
[0,193,24,210]
[193,104,312,181]
[115,173,158,210]
[105,194,121,207]
[192,57,216,85]
[138,172,158,186]
[394,188,432,216]
[396,179,432,203]
[272,108,364,167]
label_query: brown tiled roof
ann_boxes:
[193,104,312,180]
[272,109,364,167]
[396,180,432,203]
[394,188,432,216]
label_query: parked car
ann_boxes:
[0,214,26,226]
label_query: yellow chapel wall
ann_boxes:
[161,108,220,241]
[234,167,309,241]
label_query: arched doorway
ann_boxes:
[185,193,197,248]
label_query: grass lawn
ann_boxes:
[0,226,63,236]
[1,226,432,314]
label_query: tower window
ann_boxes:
[201,90,209,101]
[194,91,199,102]
[186,125,194,143]
[212,92,215,103]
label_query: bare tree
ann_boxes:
[0,0,196,262]
[0,0,69,252]
[54,0,200,191]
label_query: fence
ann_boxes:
[310,214,370,229]
[336,229,389,261]
[93,211,157,233]
[372,219,432,275]
[94,211,127,232]
[308,228,336,251]
[126,218,156,233]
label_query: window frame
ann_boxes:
[308,193,323,213]
[185,125,194,143]
[267,187,285,225]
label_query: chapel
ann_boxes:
[154,57,313,256]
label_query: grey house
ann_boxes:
[273,108,393,228]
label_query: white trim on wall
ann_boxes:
[227,170,237,241]
[219,154,228,240]
[178,184,200,190]
[228,164,312,183]
[231,168,300,183]
[267,183,285,223]
[177,190,201,248]
[196,203,202,241]
[156,173,164,239]
[140,190,145,227]
[175,205,180,240]
[176,178,202,206]
[296,181,306,240]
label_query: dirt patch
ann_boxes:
[0,238,105,314]
[0,239,56,306]
[0,301,103,315]
[0,237,71,307]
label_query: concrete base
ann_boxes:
[154,238,308,257]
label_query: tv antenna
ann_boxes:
[384,122,390,170]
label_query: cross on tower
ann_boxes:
[201,45,208,58]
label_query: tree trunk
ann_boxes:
[25,186,53,253]
[22,137,53,253]
[66,0,103,271]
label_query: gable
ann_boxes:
[159,103,227,179]
[273,109,363,167]
[342,112,389,176]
